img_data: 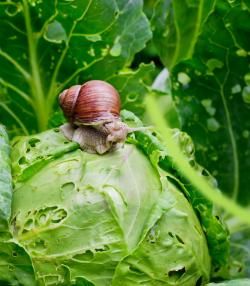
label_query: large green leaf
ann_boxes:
[168,1,250,204]
[0,241,36,286]
[0,0,151,136]
[151,0,215,69]
[10,128,211,285]
[122,110,230,276]
[0,125,12,240]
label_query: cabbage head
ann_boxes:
[10,128,211,285]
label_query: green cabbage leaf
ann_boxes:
[9,128,211,285]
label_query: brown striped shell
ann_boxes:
[59,80,120,124]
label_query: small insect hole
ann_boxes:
[201,169,209,176]
[18,156,27,165]
[168,267,186,279]
[168,232,174,238]
[176,234,185,244]
[195,276,203,286]
[12,251,17,257]
[28,138,40,147]
[129,265,143,274]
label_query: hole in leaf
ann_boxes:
[12,251,17,257]
[127,93,139,102]
[129,265,143,275]
[168,267,186,279]
[176,235,185,244]
[28,138,40,147]
[51,208,67,223]
[94,245,109,252]
[61,182,75,192]
[189,160,195,167]
[18,156,27,165]
[22,229,29,234]
[195,276,203,286]
[24,218,34,230]
[33,239,46,251]
[201,169,209,176]
[74,250,94,261]
[168,232,174,238]
[38,214,47,224]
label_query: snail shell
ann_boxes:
[59,80,120,125]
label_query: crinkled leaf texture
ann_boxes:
[0,125,36,285]
[10,128,211,285]
[122,110,230,277]
[0,0,151,135]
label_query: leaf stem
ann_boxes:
[22,0,48,131]
[145,95,250,226]
[47,0,93,110]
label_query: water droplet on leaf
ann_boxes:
[85,34,102,42]
[236,49,248,57]
[44,21,67,44]
[242,130,249,138]
[244,73,250,85]
[177,72,191,86]
[242,86,250,104]
[110,37,122,57]
[231,84,241,94]
[207,118,220,132]
[206,59,224,74]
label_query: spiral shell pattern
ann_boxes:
[59,80,120,124]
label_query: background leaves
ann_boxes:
[151,0,250,205]
[0,0,151,136]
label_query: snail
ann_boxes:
[59,80,146,154]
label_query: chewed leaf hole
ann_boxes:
[28,138,40,147]
[38,214,47,224]
[61,182,75,192]
[196,276,203,286]
[168,267,186,279]
[33,239,46,251]
[147,225,160,243]
[168,232,174,238]
[24,218,34,230]
[176,234,184,244]
[51,208,67,223]
[94,245,109,252]
[74,250,94,261]
[12,251,17,257]
[201,169,209,177]
[18,156,27,165]
[189,160,195,167]
[129,265,143,275]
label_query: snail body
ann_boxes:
[59,80,142,154]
